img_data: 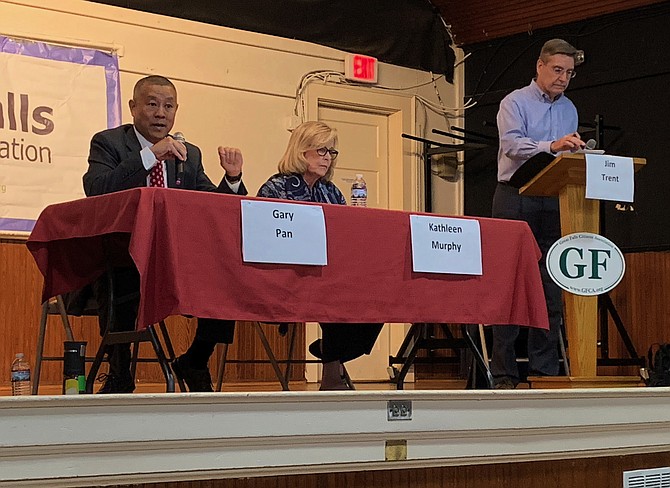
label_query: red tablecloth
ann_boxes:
[27,188,549,330]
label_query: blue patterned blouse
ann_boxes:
[257,173,347,205]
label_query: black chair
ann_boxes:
[215,322,326,391]
[83,270,185,394]
[33,285,184,394]
[476,323,571,383]
[33,295,79,395]
[388,323,494,390]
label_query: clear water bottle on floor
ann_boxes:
[11,353,31,396]
[351,174,367,207]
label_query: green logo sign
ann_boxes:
[546,233,625,296]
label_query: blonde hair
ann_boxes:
[278,121,339,182]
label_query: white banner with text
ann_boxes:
[0,36,121,236]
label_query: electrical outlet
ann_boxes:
[387,400,412,421]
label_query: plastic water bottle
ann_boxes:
[11,353,31,396]
[351,174,367,207]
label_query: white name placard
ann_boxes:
[585,154,634,202]
[241,200,327,265]
[410,215,482,275]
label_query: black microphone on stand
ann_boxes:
[173,131,186,187]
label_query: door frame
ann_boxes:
[305,83,420,213]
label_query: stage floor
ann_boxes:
[2,384,670,487]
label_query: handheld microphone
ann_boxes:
[173,132,186,187]
[585,138,597,150]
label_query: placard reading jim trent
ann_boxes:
[241,199,327,265]
[409,215,482,275]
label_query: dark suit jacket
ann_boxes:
[83,123,247,196]
[73,125,246,337]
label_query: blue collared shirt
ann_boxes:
[496,80,579,182]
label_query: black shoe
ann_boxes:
[172,355,213,392]
[309,339,323,360]
[97,373,135,394]
[493,377,517,390]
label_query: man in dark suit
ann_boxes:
[83,75,247,393]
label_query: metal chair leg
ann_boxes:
[254,322,289,391]
[342,364,355,390]
[283,323,297,385]
[55,295,75,342]
[393,323,425,390]
[559,326,570,376]
[33,301,49,395]
[216,343,229,392]
[146,325,175,393]
[158,320,186,392]
[130,340,140,380]
[478,324,490,365]
[34,296,77,395]
[462,324,494,389]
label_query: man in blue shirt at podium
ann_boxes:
[491,39,587,389]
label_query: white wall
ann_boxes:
[0,0,464,214]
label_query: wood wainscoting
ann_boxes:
[0,239,305,392]
[604,251,670,375]
[414,251,670,381]
[106,451,670,488]
[2,237,668,390]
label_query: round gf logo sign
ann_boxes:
[546,232,625,296]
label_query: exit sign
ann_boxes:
[345,54,378,84]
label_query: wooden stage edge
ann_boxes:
[2,386,670,487]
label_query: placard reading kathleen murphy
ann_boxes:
[241,200,327,265]
[410,215,482,275]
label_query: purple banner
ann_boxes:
[0,35,121,129]
[0,218,34,233]
[0,36,121,234]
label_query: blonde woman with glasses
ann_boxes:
[258,121,382,390]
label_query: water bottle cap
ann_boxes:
[15,353,24,359]
[355,174,363,178]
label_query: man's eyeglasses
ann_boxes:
[316,147,339,159]
[552,66,576,79]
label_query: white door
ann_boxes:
[320,106,388,209]
[318,106,390,380]
[304,84,417,385]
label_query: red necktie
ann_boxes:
[149,162,165,188]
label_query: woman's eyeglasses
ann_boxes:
[316,147,339,159]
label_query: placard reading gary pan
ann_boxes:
[241,199,327,265]
[410,215,482,275]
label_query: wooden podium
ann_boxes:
[519,153,646,388]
